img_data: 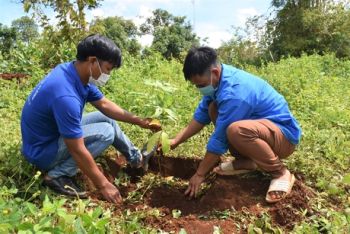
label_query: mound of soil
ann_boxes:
[85,154,315,233]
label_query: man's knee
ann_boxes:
[226,121,257,145]
[97,123,115,145]
[227,121,242,136]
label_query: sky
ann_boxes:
[0,0,272,48]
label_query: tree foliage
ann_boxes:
[21,0,101,67]
[217,16,268,67]
[140,9,199,60]
[11,16,39,43]
[0,24,17,56]
[22,0,101,41]
[266,0,350,59]
[90,16,141,56]
[219,0,350,64]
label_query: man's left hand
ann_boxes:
[184,172,205,198]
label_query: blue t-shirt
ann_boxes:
[194,64,302,155]
[21,62,103,170]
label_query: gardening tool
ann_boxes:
[141,143,158,171]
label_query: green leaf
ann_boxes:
[23,2,31,12]
[74,218,87,234]
[61,214,76,224]
[179,228,187,234]
[42,195,54,214]
[95,218,109,230]
[152,106,163,118]
[342,173,350,184]
[18,222,33,231]
[0,223,12,233]
[161,132,170,154]
[80,213,93,225]
[147,131,161,153]
[164,108,177,121]
[25,202,38,215]
[92,207,103,219]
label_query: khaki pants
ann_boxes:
[208,102,295,178]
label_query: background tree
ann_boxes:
[90,16,141,56]
[21,0,101,68]
[11,16,39,43]
[140,9,199,60]
[0,24,17,56]
[218,15,268,67]
[266,0,350,59]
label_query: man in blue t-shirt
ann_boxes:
[21,34,160,203]
[170,47,302,203]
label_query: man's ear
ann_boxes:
[87,56,97,64]
[212,66,221,81]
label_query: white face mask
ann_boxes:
[89,59,110,86]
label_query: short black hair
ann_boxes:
[76,34,122,68]
[183,46,218,80]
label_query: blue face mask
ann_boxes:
[198,73,217,97]
[198,85,216,96]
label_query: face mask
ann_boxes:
[198,73,217,97]
[89,59,110,86]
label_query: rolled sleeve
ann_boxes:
[52,96,83,138]
[206,98,252,155]
[193,96,213,125]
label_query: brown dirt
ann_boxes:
[147,176,269,215]
[0,73,28,80]
[143,214,239,234]
[83,154,315,233]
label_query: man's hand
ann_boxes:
[169,139,179,150]
[184,172,206,198]
[140,118,162,132]
[100,182,122,204]
[184,152,221,198]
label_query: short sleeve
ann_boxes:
[87,84,103,102]
[193,96,213,125]
[52,96,83,138]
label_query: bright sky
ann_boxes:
[0,0,271,48]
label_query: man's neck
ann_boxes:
[74,61,89,85]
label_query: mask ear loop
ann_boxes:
[96,58,103,76]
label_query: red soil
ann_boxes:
[81,154,315,233]
[0,73,28,80]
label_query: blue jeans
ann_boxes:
[47,111,141,178]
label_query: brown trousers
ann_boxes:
[209,102,295,178]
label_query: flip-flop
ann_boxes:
[266,173,296,203]
[213,161,255,176]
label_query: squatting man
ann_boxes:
[170,46,301,203]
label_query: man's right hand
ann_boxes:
[100,182,122,204]
[170,139,179,150]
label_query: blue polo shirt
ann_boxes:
[194,64,301,155]
[21,62,103,170]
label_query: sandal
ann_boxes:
[266,173,295,203]
[213,161,256,176]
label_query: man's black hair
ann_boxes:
[183,46,218,80]
[76,34,122,68]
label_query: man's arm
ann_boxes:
[64,137,122,203]
[91,97,150,128]
[170,119,205,149]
